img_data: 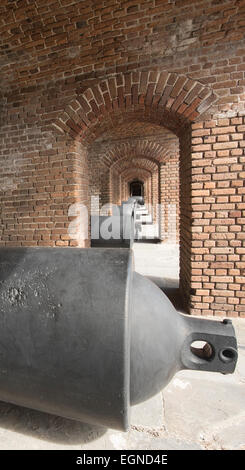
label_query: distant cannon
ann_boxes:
[91,197,144,248]
[127,196,145,206]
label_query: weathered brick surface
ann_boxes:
[160,155,179,242]
[0,132,89,248]
[187,117,245,317]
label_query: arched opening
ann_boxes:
[76,116,181,304]
[53,70,216,315]
[130,180,144,198]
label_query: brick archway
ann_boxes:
[111,156,159,172]
[52,71,216,141]
[101,139,177,167]
[121,168,152,205]
[0,0,244,320]
[0,0,244,322]
[52,71,220,317]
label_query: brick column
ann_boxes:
[110,167,121,206]
[188,117,245,317]
[179,124,192,312]
[159,158,179,242]
[152,169,159,224]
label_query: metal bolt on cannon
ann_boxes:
[0,246,237,430]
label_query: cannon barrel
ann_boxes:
[0,247,238,430]
[91,197,143,248]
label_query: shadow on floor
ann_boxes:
[134,238,161,244]
[0,401,106,446]
[146,276,186,314]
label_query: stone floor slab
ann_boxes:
[131,394,164,429]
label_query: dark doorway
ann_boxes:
[130,180,144,197]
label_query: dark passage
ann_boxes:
[130,180,144,197]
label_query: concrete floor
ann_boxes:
[0,243,244,450]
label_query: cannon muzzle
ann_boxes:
[0,248,238,430]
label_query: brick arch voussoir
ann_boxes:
[101,139,176,167]
[122,166,152,183]
[111,156,159,174]
[52,71,217,141]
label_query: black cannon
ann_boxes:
[0,247,238,430]
[127,196,145,206]
[91,198,142,248]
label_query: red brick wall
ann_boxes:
[110,167,121,206]
[189,117,245,317]
[88,139,168,224]
[1,0,245,317]
[160,156,179,242]
[0,129,89,248]
[88,146,110,214]
[1,0,245,104]
[179,123,193,313]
